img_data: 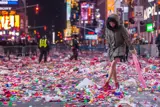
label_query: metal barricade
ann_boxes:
[0,45,38,57]
[0,44,158,58]
[0,44,107,57]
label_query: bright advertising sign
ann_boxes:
[85,34,98,40]
[81,2,95,22]
[66,0,71,21]
[107,0,115,16]
[0,7,12,10]
[143,0,160,20]
[146,23,154,32]
[0,15,20,30]
[65,0,72,37]
[0,0,18,5]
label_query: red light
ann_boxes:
[88,32,94,35]
[44,26,47,31]
[88,8,91,16]
[36,7,39,11]
[35,4,39,14]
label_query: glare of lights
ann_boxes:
[3,31,6,34]
[12,31,15,35]
[11,36,15,40]
[15,15,20,27]
[10,15,14,27]
[85,21,88,23]
[16,32,19,36]
[9,31,12,35]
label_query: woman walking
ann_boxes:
[102,14,136,90]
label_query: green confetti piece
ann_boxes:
[35,78,39,83]
[0,102,3,105]
[87,92,91,95]
[8,102,12,107]
[43,88,47,92]
[10,96,15,101]
[84,99,88,103]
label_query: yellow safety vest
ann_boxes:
[39,39,47,48]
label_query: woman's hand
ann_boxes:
[131,49,137,55]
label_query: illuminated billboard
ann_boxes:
[0,0,18,5]
[107,0,115,16]
[85,34,98,40]
[81,2,95,23]
[66,0,71,21]
[0,15,20,30]
[65,0,72,37]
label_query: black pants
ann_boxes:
[70,49,78,60]
[126,46,129,61]
[39,49,47,63]
[115,56,126,62]
[17,47,22,57]
[158,46,160,57]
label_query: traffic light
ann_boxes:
[158,0,160,9]
[44,26,47,31]
[35,4,39,14]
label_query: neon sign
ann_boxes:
[0,15,20,30]
[0,0,18,5]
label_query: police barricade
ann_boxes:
[133,44,158,57]
[0,44,158,59]
[151,44,159,57]
[0,46,38,57]
[139,44,151,56]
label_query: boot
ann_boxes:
[101,82,111,91]
[115,82,119,89]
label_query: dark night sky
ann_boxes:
[27,0,66,34]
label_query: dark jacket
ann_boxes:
[72,39,79,50]
[105,14,134,61]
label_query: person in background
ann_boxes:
[3,40,7,56]
[17,40,23,57]
[156,34,160,57]
[25,40,30,56]
[38,35,49,63]
[103,14,136,91]
[31,40,37,56]
[70,35,79,60]
[125,45,129,61]
[46,40,51,55]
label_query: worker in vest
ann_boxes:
[38,35,48,63]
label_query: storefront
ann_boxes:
[0,0,28,41]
